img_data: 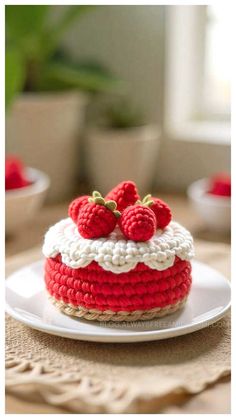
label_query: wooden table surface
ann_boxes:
[5,193,231,414]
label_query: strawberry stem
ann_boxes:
[136,194,153,207]
[89,190,121,217]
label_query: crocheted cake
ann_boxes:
[43,181,194,322]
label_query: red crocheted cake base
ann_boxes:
[44,255,192,322]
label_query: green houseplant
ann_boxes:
[5,5,119,201]
[101,100,144,130]
[5,5,118,108]
[86,98,160,194]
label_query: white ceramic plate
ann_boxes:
[6,260,231,343]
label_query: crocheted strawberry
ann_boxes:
[68,195,89,223]
[77,191,120,239]
[119,200,156,242]
[142,195,172,229]
[105,180,140,212]
[5,156,31,190]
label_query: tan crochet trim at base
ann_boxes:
[48,294,188,322]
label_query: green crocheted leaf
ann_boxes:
[105,200,117,211]
[93,197,105,205]
[88,191,106,205]
[142,194,152,203]
[92,191,102,198]
[113,210,121,218]
[144,200,154,207]
[135,195,153,207]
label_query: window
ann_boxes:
[203,5,231,119]
[165,6,230,144]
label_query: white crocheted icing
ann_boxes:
[43,218,194,273]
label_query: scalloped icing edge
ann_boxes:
[42,218,194,274]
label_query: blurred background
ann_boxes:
[5,5,231,255]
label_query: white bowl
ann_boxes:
[187,178,231,233]
[6,168,50,235]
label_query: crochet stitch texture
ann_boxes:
[43,182,194,322]
[68,195,89,223]
[43,218,194,273]
[45,256,192,320]
[150,197,172,229]
[105,180,140,212]
[119,205,157,241]
[77,202,118,239]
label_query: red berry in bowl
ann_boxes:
[68,195,89,223]
[5,156,31,190]
[105,180,140,212]
[77,191,120,239]
[119,204,156,242]
[208,173,231,197]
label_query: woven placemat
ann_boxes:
[5,241,231,413]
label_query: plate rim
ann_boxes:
[5,259,231,343]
